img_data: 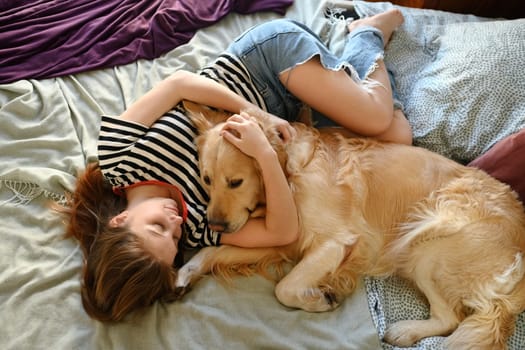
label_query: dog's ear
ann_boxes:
[182,100,231,133]
[284,123,317,175]
[183,100,212,134]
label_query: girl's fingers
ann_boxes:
[227,112,250,122]
[220,129,240,145]
[279,125,294,142]
[227,114,242,122]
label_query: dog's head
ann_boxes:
[184,101,287,233]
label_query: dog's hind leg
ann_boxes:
[384,268,460,347]
[275,239,352,312]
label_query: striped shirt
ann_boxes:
[98,54,265,249]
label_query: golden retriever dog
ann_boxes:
[178,103,525,350]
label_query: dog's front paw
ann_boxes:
[384,320,421,347]
[303,287,340,312]
[175,246,217,294]
[175,262,200,290]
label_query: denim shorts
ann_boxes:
[226,19,391,127]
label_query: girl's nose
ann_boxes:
[167,211,182,222]
[174,216,183,225]
[169,215,183,230]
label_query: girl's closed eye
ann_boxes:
[151,223,165,235]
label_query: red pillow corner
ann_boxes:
[469,128,525,204]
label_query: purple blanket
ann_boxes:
[0,0,293,84]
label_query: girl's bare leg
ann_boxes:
[349,9,412,144]
[347,8,403,45]
[279,9,412,145]
[374,108,412,144]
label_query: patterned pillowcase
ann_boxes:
[390,19,525,163]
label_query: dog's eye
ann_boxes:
[229,179,243,189]
[203,175,211,186]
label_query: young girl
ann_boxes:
[64,9,410,322]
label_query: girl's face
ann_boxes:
[113,197,183,265]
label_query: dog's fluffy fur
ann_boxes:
[178,102,525,349]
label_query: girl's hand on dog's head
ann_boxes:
[221,113,274,159]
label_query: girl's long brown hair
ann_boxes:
[61,163,183,322]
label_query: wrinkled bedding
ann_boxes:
[0,0,292,83]
[1,0,524,349]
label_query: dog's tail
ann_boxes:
[445,252,525,350]
[445,301,516,350]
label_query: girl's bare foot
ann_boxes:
[347,9,404,46]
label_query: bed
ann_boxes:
[1,1,524,349]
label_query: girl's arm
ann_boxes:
[120,70,258,127]
[219,113,299,247]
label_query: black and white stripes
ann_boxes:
[97,54,266,248]
[200,53,266,111]
[98,108,216,248]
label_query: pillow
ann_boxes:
[468,128,525,204]
[387,17,525,163]
[348,3,525,163]
[410,19,525,162]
